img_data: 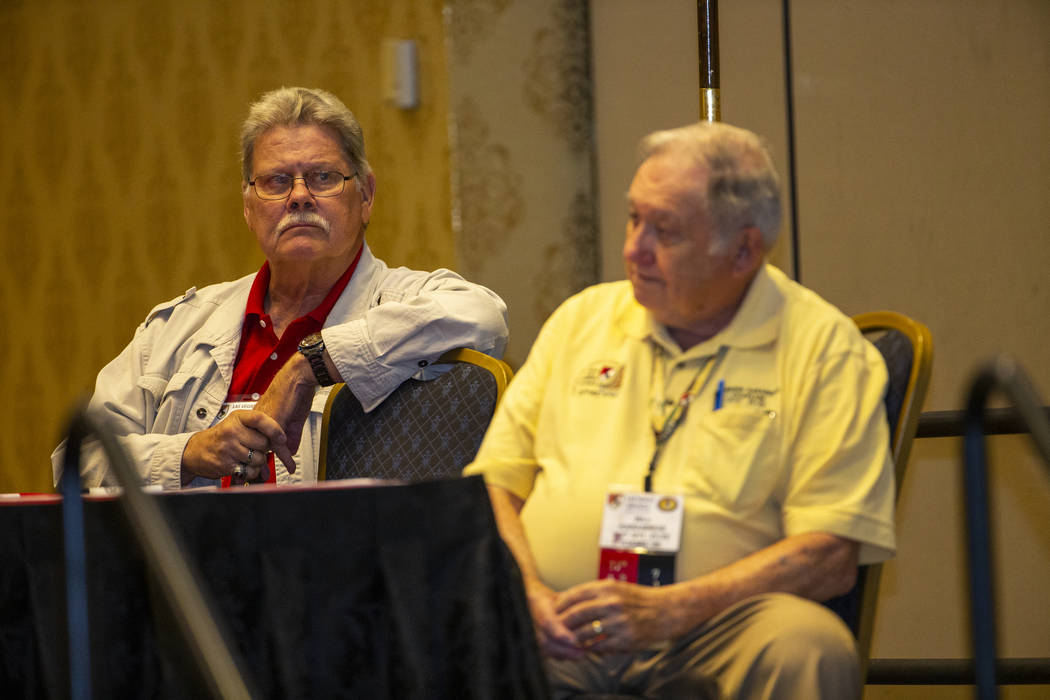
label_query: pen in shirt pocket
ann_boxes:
[713,379,725,410]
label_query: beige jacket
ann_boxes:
[53,245,508,489]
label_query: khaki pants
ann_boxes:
[545,592,860,700]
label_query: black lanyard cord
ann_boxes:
[644,346,728,492]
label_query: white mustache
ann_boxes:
[277,212,330,234]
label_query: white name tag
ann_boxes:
[598,490,683,586]
[598,491,684,552]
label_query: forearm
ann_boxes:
[403,270,509,358]
[664,532,859,635]
[323,276,508,411]
[486,483,589,658]
[486,484,547,589]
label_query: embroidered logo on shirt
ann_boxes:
[721,386,779,408]
[574,361,625,397]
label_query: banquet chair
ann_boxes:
[318,347,513,482]
[825,311,934,672]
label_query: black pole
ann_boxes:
[781,0,802,281]
[698,1,720,122]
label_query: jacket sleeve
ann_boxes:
[322,268,509,412]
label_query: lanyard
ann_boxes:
[644,345,728,492]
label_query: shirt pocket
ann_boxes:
[137,372,199,432]
[372,286,407,306]
[682,407,781,511]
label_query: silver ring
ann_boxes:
[591,619,603,636]
[246,448,255,464]
[232,463,247,478]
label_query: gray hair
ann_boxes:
[240,86,372,183]
[638,122,781,251]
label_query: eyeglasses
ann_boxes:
[249,170,356,200]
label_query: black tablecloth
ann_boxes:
[0,475,549,699]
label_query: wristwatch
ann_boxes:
[298,332,335,387]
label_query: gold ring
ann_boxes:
[591,619,603,636]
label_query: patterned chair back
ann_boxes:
[318,348,512,482]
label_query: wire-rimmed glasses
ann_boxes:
[249,170,356,200]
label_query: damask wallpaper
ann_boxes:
[447,0,598,367]
[0,0,455,492]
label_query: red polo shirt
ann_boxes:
[220,247,362,486]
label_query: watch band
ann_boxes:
[299,333,335,387]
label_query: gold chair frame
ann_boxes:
[852,311,934,671]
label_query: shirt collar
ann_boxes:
[306,245,363,324]
[244,262,271,319]
[244,244,364,325]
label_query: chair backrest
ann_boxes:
[854,311,934,493]
[825,311,933,670]
[317,348,513,482]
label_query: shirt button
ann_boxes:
[259,319,267,328]
[251,392,261,401]
[418,360,429,367]
[195,407,207,419]
[270,352,278,361]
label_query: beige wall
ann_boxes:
[780,2,1050,687]
[592,0,1050,696]
[0,0,455,493]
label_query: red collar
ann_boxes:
[245,245,364,325]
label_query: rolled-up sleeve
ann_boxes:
[324,268,509,412]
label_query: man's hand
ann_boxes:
[554,579,684,654]
[551,532,861,656]
[483,484,587,660]
[180,348,340,483]
[523,580,587,660]
[253,353,320,472]
[182,410,287,483]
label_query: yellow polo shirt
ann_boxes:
[465,264,896,591]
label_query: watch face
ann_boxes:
[300,332,324,351]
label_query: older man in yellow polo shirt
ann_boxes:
[464,122,894,699]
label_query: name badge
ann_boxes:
[213,398,259,426]
[597,491,683,586]
[221,400,257,415]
